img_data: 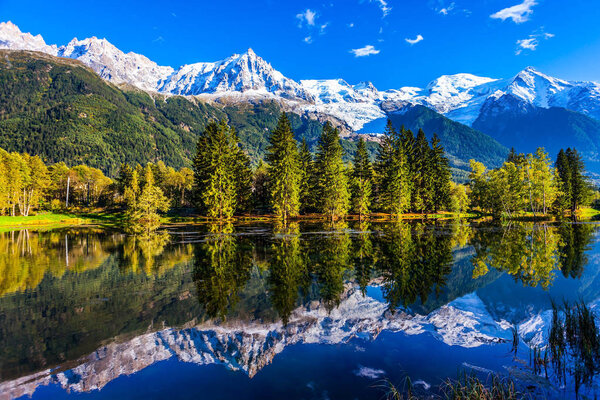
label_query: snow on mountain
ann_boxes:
[0,21,57,54]
[1,21,600,131]
[56,37,174,92]
[159,48,313,101]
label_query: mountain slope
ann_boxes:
[0,50,326,173]
[387,105,508,170]
[472,94,600,168]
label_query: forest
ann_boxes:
[0,113,593,222]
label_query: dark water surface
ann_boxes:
[1,220,599,399]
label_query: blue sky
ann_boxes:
[1,0,599,89]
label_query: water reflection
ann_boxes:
[0,220,599,399]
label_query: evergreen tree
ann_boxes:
[231,129,253,214]
[298,138,314,214]
[314,122,350,221]
[413,129,434,213]
[430,133,452,212]
[252,161,270,213]
[375,120,411,216]
[351,137,373,219]
[265,113,301,221]
[566,148,590,214]
[193,121,238,220]
[554,149,572,213]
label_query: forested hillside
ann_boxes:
[0,50,333,174]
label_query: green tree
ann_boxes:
[351,138,373,219]
[375,120,411,216]
[265,113,301,221]
[298,138,314,213]
[127,165,170,222]
[314,122,350,221]
[193,121,238,220]
[430,134,452,212]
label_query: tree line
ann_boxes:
[192,115,456,221]
[0,147,194,218]
[469,147,592,218]
[0,113,593,221]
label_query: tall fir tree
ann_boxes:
[412,129,434,213]
[193,121,238,220]
[265,113,302,221]
[298,138,314,213]
[566,148,590,214]
[430,134,452,212]
[375,120,412,216]
[351,137,373,219]
[231,129,253,215]
[314,122,350,221]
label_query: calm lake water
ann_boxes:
[1,220,600,399]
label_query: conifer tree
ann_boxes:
[430,134,452,212]
[298,138,314,213]
[566,148,590,214]
[231,130,253,214]
[314,122,350,221]
[554,149,572,213]
[193,121,238,220]
[412,129,433,213]
[375,120,411,216]
[265,113,301,221]
[351,138,373,219]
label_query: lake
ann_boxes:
[1,220,599,399]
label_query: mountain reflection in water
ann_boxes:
[0,220,598,399]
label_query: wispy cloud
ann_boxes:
[296,9,317,26]
[350,44,380,57]
[152,36,165,43]
[370,0,391,17]
[320,23,329,35]
[348,22,355,28]
[515,27,554,54]
[405,34,424,45]
[491,0,537,24]
[438,2,455,15]
[304,36,313,44]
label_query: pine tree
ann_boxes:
[265,113,301,221]
[351,137,373,219]
[375,120,411,216]
[412,129,433,213]
[554,149,572,213]
[566,148,590,214]
[231,129,253,215]
[314,122,350,221]
[298,138,314,214]
[193,121,238,220]
[430,134,452,212]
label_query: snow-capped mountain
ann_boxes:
[159,49,313,101]
[1,21,600,132]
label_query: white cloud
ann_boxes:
[350,44,380,57]
[348,22,355,28]
[304,36,313,44]
[438,2,455,15]
[405,34,424,45]
[370,0,391,17]
[516,38,538,53]
[320,23,329,34]
[490,0,537,24]
[515,28,554,54]
[296,9,317,26]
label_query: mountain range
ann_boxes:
[1,21,600,173]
